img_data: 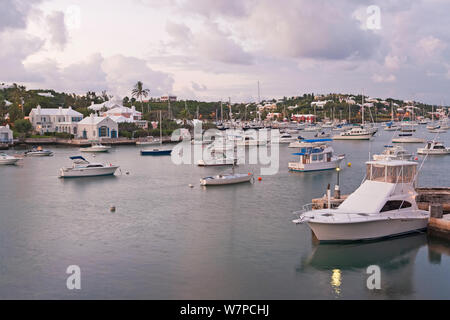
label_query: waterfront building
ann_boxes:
[160,94,177,102]
[291,114,316,123]
[77,114,119,140]
[0,124,13,143]
[29,105,83,135]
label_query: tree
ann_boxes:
[8,104,23,123]
[14,119,32,137]
[131,81,150,114]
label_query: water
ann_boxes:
[0,126,449,299]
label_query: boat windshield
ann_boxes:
[366,163,416,183]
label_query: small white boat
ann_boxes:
[392,136,425,144]
[59,156,119,178]
[198,152,238,167]
[417,141,450,155]
[136,137,160,145]
[428,128,447,133]
[24,146,53,157]
[80,143,111,153]
[304,125,321,132]
[384,122,400,131]
[373,145,413,161]
[200,172,253,186]
[293,159,429,242]
[288,139,344,172]
[0,153,20,165]
[332,126,372,140]
[273,133,297,144]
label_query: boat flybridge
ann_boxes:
[293,159,429,242]
[288,139,345,172]
[59,156,119,178]
[417,141,450,155]
[0,153,20,165]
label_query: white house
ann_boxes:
[77,114,119,140]
[0,124,13,143]
[29,105,83,135]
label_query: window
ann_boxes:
[99,126,108,137]
[380,200,412,212]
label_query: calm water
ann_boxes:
[0,126,449,299]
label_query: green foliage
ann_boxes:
[14,119,32,134]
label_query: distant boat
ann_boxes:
[417,141,450,155]
[200,162,253,186]
[24,146,53,157]
[59,156,119,178]
[136,137,160,145]
[332,126,372,140]
[0,153,20,165]
[140,111,172,156]
[288,139,344,172]
[80,142,111,153]
[372,145,413,161]
[392,137,425,143]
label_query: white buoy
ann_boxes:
[188,184,194,188]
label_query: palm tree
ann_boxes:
[131,81,150,115]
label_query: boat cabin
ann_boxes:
[292,139,334,164]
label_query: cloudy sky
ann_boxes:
[1,0,450,104]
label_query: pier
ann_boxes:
[13,136,179,147]
[311,187,450,239]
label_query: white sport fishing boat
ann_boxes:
[80,142,111,153]
[372,145,413,161]
[417,141,450,155]
[332,126,372,140]
[136,136,160,145]
[293,159,429,241]
[288,139,345,172]
[392,135,425,144]
[24,146,53,157]
[59,156,119,178]
[0,153,20,165]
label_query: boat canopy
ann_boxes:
[304,138,332,143]
[70,156,87,161]
[365,160,417,184]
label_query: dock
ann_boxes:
[14,136,179,147]
[311,187,450,240]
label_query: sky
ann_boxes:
[1,0,450,104]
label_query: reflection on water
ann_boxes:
[331,269,342,297]
[300,234,428,298]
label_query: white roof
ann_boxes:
[108,115,133,123]
[337,180,396,214]
[30,106,82,117]
[37,92,54,98]
[4,100,12,106]
[78,115,117,125]
[104,106,141,115]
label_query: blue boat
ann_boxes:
[140,110,172,156]
[140,149,172,156]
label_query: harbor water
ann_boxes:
[0,126,449,299]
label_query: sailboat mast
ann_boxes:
[159,110,162,146]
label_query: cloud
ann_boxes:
[45,11,68,50]
[372,73,396,83]
[0,0,42,31]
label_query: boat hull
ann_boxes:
[140,150,172,156]
[392,138,425,143]
[200,174,252,186]
[289,158,343,172]
[59,166,119,178]
[332,134,372,140]
[307,217,429,242]
[0,158,20,165]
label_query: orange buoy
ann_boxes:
[258,177,262,181]
[347,162,352,167]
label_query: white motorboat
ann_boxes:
[417,141,450,155]
[304,125,321,132]
[332,126,372,140]
[236,136,267,146]
[293,159,429,242]
[384,122,401,131]
[80,143,111,153]
[59,156,119,178]
[198,152,238,167]
[392,136,425,143]
[273,133,297,144]
[372,145,413,161]
[136,136,160,145]
[288,139,345,172]
[0,153,20,165]
[428,128,447,133]
[24,146,53,157]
